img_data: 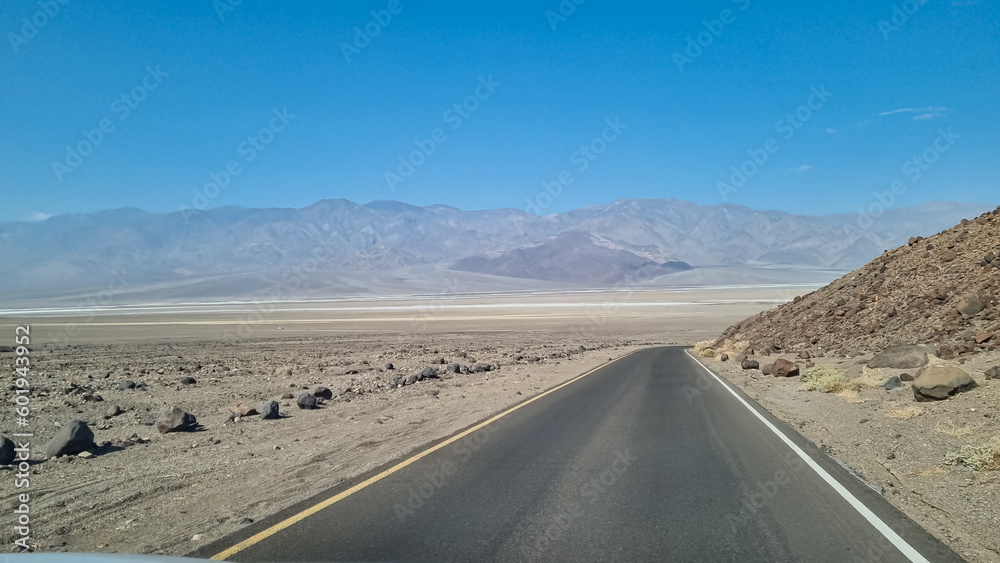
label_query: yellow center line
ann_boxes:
[209,350,639,561]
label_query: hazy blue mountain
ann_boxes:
[0,198,991,299]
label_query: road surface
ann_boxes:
[196,347,963,562]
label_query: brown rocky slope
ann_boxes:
[717,206,1000,357]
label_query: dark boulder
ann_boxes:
[45,420,96,457]
[297,393,318,409]
[261,401,280,420]
[156,406,198,434]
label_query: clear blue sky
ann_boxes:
[2,0,997,222]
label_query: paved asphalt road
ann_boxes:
[197,347,964,562]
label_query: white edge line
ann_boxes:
[686,351,930,563]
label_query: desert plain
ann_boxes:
[0,286,809,556]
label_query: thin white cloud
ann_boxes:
[787,165,812,174]
[877,106,947,117]
[825,128,838,134]
[912,113,936,121]
[26,212,52,222]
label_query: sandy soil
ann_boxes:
[700,352,1000,563]
[0,289,807,556]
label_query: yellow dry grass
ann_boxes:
[935,419,978,438]
[885,405,924,420]
[836,389,864,403]
[693,339,716,358]
[718,339,750,357]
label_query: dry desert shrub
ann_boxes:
[719,339,750,357]
[885,405,924,420]
[799,365,852,393]
[693,339,716,358]
[935,419,978,438]
[836,389,864,403]
[943,437,1000,471]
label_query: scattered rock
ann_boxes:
[868,345,932,369]
[296,394,318,410]
[384,363,394,370]
[445,363,461,374]
[471,363,492,373]
[77,451,94,459]
[761,363,775,376]
[940,250,958,262]
[911,366,978,401]
[261,401,280,420]
[900,373,914,382]
[771,359,800,378]
[957,295,985,318]
[719,353,729,362]
[104,405,123,418]
[313,387,333,400]
[229,402,258,417]
[45,420,96,457]
[985,366,1000,380]
[156,406,198,434]
[420,367,439,379]
[117,380,136,390]
[0,437,15,465]
[180,377,197,385]
[741,359,760,370]
[797,351,811,360]
[426,389,440,397]
[884,376,902,390]
[404,373,419,385]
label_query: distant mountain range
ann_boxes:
[0,198,992,301]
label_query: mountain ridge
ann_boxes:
[0,198,992,299]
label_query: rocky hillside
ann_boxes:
[717,207,1000,357]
